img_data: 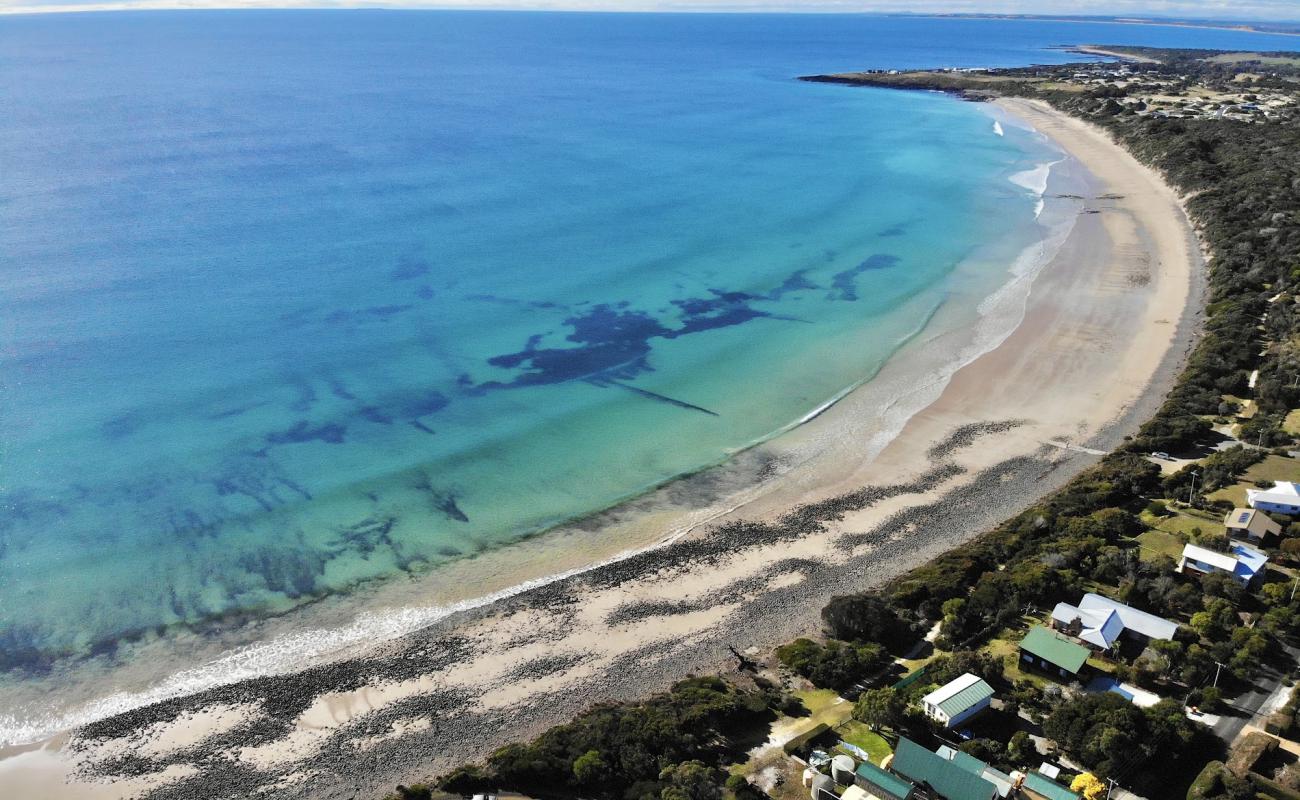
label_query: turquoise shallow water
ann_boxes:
[3,10,1300,741]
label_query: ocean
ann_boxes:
[2,10,1299,743]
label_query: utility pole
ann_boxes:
[1213,661,1229,688]
[1188,470,1201,506]
[1107,777,1119,800]
[1291,574,1299,603]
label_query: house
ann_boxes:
[1021,772,1082,800]
[1018,626,1090,679]
[1178,542,1269,586]
[934,746,1015,798]
[855,760,915,800]
[887,737,999,800]
[920,673,994,728]
[1246,481,1300,515]
[1049,593,1178,651]
[1224,507,1282,543]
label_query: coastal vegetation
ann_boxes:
[408,45,1300,800]
[423,676,782,800]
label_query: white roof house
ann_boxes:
[921,672,994,728]
[1050,602,1124,649]
[1050,593,1177,649]
[1246,482,1300,514]
[1179,542,1269,585]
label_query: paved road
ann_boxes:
[1213,642,1300,743]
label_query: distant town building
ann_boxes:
[1178,542,1269,586]
[1246,481,1300,515]
[920,673,995,728]
[1224,507,1282,543]
[1017,626,1090,679]
[1049,593,1178,650]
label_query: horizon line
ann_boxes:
[2,3,1299,26]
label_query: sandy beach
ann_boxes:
[0,97,1204,800]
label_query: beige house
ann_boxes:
[1224,508,1282,543]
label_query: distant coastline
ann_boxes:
[908,13,1300,38]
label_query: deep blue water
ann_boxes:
[2,10,1300,741]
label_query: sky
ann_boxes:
[2,0,1300,24]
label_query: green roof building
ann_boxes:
[855,760,915,800]
[921,673,994,728]
[1018,626,1090,678]
[888,737,998,800]
[1023,772,1082,800]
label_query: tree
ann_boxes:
[1190,598,1235,640]
[853,687,905,731]
[821,594,918,652]
[774,638,888,690]
[1007,731,1036,767]
[1072,773,1106,800]
[573,750,610,786]
[659,761,723,800]
[439,766,495,797]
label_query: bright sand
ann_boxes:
[0,98,1202,798]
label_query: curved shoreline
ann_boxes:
[0,118,1064,749]
[0,97,1205,799]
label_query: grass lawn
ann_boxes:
[834,721,893,765]
[785,688,853,733]
[1207,483,1249,508]
[1087,655,1117,674]
[1284,409,1300,437]
[1209,455,1300,509]
[1244,455,1300,484]
[1135,529,1185,562]
[1142,505,1223,536]
[984,632,1051,689]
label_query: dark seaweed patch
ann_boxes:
[765,269,818,299]
[479,304,668,390]
[207,401,268,421]
[236,547,326,598]
[413,473,469,523]
[358,406,393,425]
[321,304,414,326]
[403,391,449,418]
[473,272,835,412]
[330,516,397,558]
[102,411,145,441]
[290,382,317,413]
[327,379,357,401]
[265,420,346,446]
[829,254,899,301]
[390,255,431,281]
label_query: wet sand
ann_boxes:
[0,97,1203,800]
